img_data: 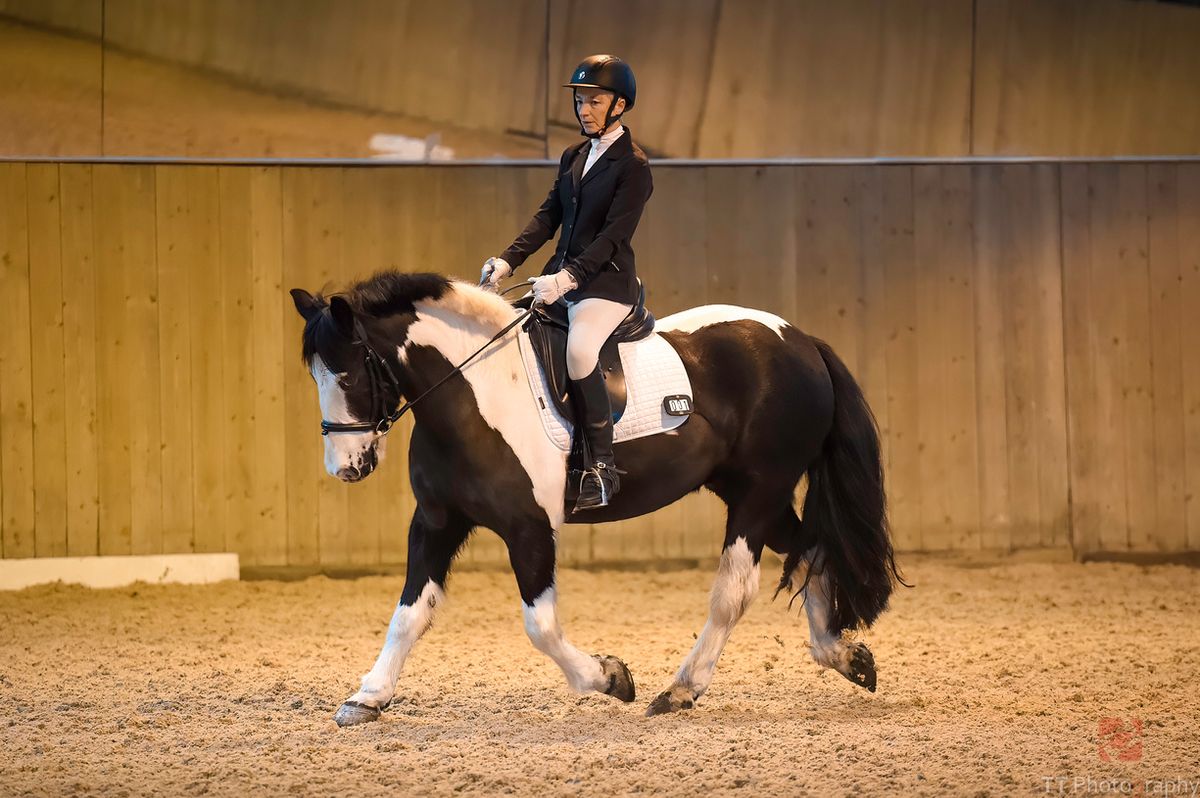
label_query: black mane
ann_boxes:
[342,270,453,317]
[300,270,452,368]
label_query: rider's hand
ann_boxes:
[481,257,512,286]
[531,270,578,305]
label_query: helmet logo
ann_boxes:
[577,71,585,79]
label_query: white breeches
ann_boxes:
[565,297,634,380]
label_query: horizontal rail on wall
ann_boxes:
[3,156,1200,168]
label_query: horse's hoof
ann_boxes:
[645,685,695,717]
[595,655,636,702]
[843,642,877,693]
[333,700,382,727]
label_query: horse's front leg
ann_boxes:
[503,524,635,702]
[334,504,471,727]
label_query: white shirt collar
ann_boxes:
[591,124,625,150]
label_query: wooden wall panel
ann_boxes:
[247,167,289,567]
[0,164,36,559]
[974,0,1200,156]
[154,166,198,555]
[1,161,1198,568]
[972,164,1070,549]
[6,0,1200,159]
[0,17,102,157]
[280,168,329,567]
[0,0,99,36]
[1180,165,1200,551]
[548,0,720,157]
[26,165,68,558]
[696,0,974,158]
[58,165,99,556]
[1061,163,1200,553]
[102,0,547,139]
[91,166,137,555]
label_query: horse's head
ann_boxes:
[290,289,393,481]
[291,270,519,482]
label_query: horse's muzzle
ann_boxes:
[336,465,370,483]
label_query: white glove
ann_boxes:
[480,257,512,285]
[531,270,578,305]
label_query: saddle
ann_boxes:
[514,280,656,424]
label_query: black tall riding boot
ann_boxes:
[570,364,621,511]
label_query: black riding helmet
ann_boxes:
[564,54,636,139]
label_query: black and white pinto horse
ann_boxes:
[290,271,904,726]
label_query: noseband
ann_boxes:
[319,286,534,438]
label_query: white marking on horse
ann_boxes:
[657,304,790,340]
[787,553,857,672]
[672,536,760,698]
[310,355,386,475]
[404,283,568,529]
[523,586,607,693]
[349,579,444,708]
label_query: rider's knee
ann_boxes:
[565,339,599,380]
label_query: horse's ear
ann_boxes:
[329,295,356,338]
[290,288,322,321]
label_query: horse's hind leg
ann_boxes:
[646,488,783,716]
[334,504,471,727]
[503,522,635,702]
[783,545,877,692]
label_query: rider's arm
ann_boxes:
[562,158,652,288]
[500,149,569,271]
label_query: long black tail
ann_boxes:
[778,337,907,634]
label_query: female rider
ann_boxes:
[481,54,653,512]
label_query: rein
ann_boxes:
[320,281,534,437]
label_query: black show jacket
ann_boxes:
[500,127,653,305]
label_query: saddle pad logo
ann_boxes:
[663,395,693,416]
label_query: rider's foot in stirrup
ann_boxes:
[575,462,621,511]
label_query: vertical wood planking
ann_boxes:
[1027,164,1071,548]
[1179,165,1200,550]
[122,166,164,555]
[154,166,197,554]
[218,167,259,562]
[1115,164,1157,551]
[58,165,100,557]
[0,164,35,558]
[26,164,68,557]
[972,164,1070,549]
[912,165,979,549]
[6,160,1199,562]
[1060,164,1102,554]
[279,167,326,566]
[248,166,289,566]
[91,165,134,556]
[1074,164,1130,552]
[185,167,228,554]
[879,166,922,551]
[971,164,1013,548]
[1146,164,1187,551]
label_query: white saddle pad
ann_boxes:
[517,328,693,451]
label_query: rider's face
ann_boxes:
[575,88,625,134]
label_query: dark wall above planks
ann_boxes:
[1,160,1197,566]
[2,0,1199,159]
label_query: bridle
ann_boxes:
[319,282,534,437]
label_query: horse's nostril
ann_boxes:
[337,466,360,481]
